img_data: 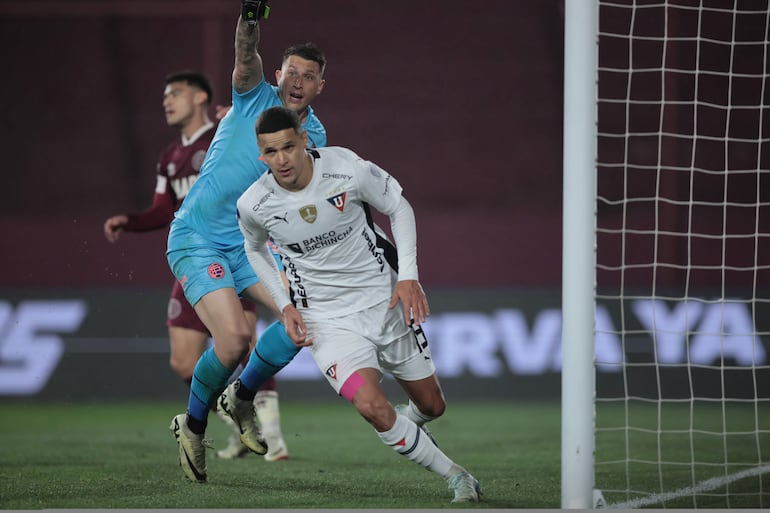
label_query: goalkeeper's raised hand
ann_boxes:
[242,0,270,25]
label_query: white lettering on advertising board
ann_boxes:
[0,299,764,393]
[0,300,87,394]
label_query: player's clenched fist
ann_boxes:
[103,215,128,243]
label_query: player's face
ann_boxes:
[276,56,324,115]
[162,82,197,128]
[258,128,311,192]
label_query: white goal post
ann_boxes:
[561,0,599,508]
[562,0,770,508]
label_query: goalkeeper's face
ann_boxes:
[276,56,325,115]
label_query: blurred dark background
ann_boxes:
[0,0,565,290]
[2,1,767,402]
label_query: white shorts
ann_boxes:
[306,300,436,395]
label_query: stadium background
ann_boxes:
[0,0,765,402]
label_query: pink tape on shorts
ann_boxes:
[339,371,366,402]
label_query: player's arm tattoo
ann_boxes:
[233,17,263,93]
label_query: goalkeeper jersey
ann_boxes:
[237,146,405,319]
[173,79,326,248]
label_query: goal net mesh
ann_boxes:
[594,0,770,507]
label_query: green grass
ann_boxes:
[0,400,555,509]
[595,401,770,508]
[2,400,768,509]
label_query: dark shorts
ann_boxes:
[166,279,258,334]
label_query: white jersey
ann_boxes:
[237,146,408,320]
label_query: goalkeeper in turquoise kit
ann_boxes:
[167,0,326,482]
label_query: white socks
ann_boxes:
[255,390,281,439]
[377,412,454,478]
[402,400,437,426]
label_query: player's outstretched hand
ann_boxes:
[390,279,430,325]
[282,304,312,347]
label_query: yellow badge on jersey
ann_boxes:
[299,205,317,223]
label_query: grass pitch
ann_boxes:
[0,400,552,509]
[4,399,766,509]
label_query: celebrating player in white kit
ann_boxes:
[235,105,482,503]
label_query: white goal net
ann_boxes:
[593,0,770,508]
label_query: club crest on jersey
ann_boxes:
[208,262,225,279]
[325,363,338,381]
[192,149,206,171]
[326,192,347,212]
[299,205,317,223]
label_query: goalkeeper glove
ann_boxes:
[242,0,270,25]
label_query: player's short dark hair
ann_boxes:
[282,42,326,75]
[164,71,213,104]
[256,106,301,136]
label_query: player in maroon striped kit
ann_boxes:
[103,71,288,461]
